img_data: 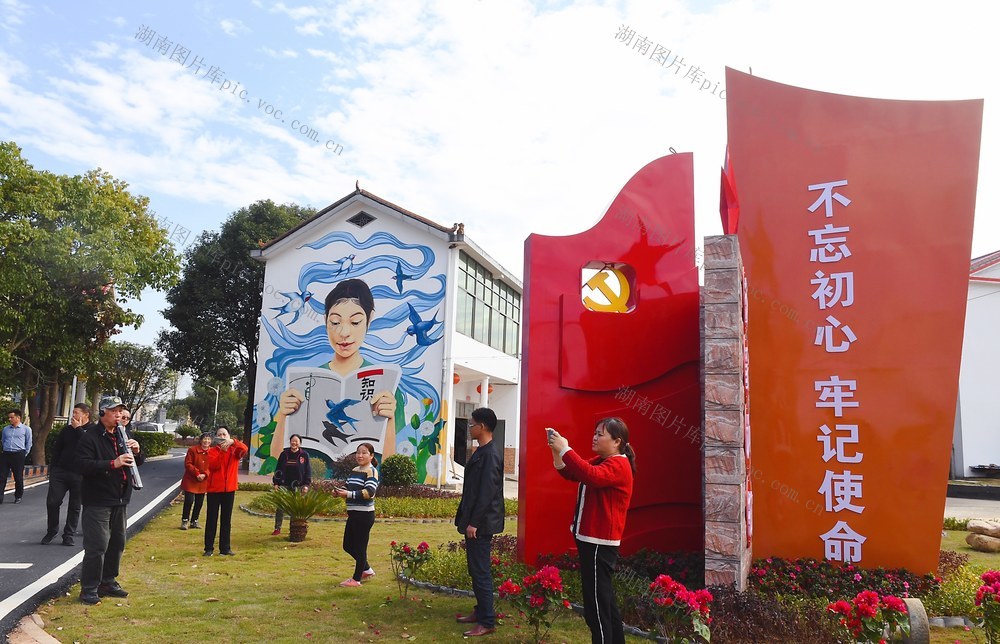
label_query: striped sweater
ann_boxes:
[344,465,379,511]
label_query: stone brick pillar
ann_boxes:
[703,235,751,590]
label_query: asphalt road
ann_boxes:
[0,449,186,636]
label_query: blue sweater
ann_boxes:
[345,465,379,511]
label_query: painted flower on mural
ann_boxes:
[404,404,446,484]
[396,441,415,457]
[425,454,440,478]
[419,420,435,437]
[266,377,284,397]
[255,401,272,427]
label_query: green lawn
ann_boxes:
[941,529,1000,569]
[37,491,634,643]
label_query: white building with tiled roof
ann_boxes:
[953,249,1000,477]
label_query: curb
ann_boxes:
[7,614,60,644]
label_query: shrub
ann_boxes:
[708,588,842,644]
[826,591,909,643]
[380,454,417,486]
[309,457,328,480]
[134,432,174,457]
[498,566,573,643]
[176,424,200,439]
[647,575,712,642]
[924,564,983,618]
[238,482,273,492]
[976,570,1000,643]
[749,556,940,600]
[329,452,359,480]
[945,517,970,531]
[263,487,338,520]
[938,549,971,581]
[390,540,432,598]
[45,425,63,465]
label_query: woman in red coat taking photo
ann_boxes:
[547,417,635,644]
[203,426,248,557]
[180,432,212,530]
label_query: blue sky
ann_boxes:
[3,0,998,361]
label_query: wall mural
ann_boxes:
[251,230,447,484]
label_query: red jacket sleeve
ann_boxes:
[559,449,629,488]
[230,439,248,461]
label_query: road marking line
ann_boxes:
[0,480,180,621]
[0,564,32,570]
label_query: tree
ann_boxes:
[86,342,175,418]
[0,141,180,463]
[166,402,190,424]
[157,200,314,442]
[179,381,245,430]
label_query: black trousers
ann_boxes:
[46,467,83,536]
[1,450,27,500]
[81,505,128,593]
[576,539,625,644]
[343,510,375,580]
[204,491,235,552]
[182,491,204,522]
[465,533,495,629]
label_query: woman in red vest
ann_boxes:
[204,426,248,556]
[547,417,635,644]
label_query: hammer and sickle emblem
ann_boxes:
[582,268,631,313]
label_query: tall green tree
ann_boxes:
[85,342,175,418]
[0,141,180,463]
[157,200,314,442]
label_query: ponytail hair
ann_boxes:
[598,416,636,474]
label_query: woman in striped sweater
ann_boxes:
[334,442,379,587]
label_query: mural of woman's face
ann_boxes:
[326,299,369,361]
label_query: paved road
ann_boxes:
[0,449,185,636]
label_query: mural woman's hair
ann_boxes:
[324,278,376,319]
[598,416,637,474]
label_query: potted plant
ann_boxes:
[264,487,338,542]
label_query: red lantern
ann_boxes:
[453,373,460,385]
[476,384,494,395]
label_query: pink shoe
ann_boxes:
[339,578,362,587]
[271,529,280,536]
[361,569,375,581]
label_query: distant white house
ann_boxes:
[953,249,1000,478]
[247,188,521,483]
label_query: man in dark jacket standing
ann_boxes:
[76,396,144,605]
[453,407,504,637]
[42,403,95,546]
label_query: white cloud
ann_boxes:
[219,18,249,36]
[262,46,299,58]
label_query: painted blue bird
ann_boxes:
[394,260,415,294]
[406,303,442,346]
[331,254,356,277]
[323,397,363,435]
[271,290,313,324]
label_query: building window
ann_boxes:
[457,251,521,356]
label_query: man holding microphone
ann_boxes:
[75,396,144,605]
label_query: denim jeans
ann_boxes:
[465,534,495,628]
[81,505,128,593]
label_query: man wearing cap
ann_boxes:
[1,409,32,504]
[75,396,144,605]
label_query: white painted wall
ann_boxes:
[957,262,1000,477]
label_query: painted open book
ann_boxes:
[284,364,402,460]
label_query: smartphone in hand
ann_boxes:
[545,428,555,440]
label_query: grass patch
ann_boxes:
[37,492,614,643]
[941,529,1000,569]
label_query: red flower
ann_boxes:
[528,594,544,608]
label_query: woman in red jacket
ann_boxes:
[180,432,212,530]
[547,417,635,644]
[204,426,248,556]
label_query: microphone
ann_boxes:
[116,424,143,490]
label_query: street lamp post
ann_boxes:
[207,384,220,429]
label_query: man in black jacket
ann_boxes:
[41,403,94,546]
[76,396,144,605]
[453,407,504,637]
